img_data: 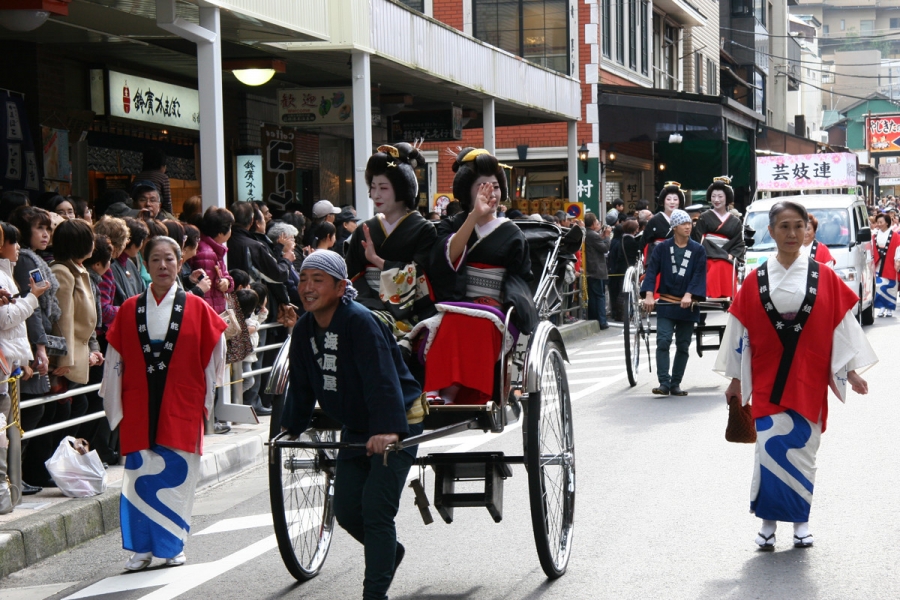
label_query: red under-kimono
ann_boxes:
[729,265,857,431]
[105,292,226,455]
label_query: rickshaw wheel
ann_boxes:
[622,290,641,387]
[526,339,576,579]
[269,425,337,581]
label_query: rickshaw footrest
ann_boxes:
[430,452,511,524]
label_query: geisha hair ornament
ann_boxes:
[377,145,400,158]
[300,250,359,304]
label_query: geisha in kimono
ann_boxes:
[415,148,536,405]
[101,236,226,571]
[345,142,437,339]
[872,212,900,317]
[693,176,745,299]
[714,201,876,551]
[640,182,685,260]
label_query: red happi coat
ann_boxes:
[812,242,835,266]
[106,292,226,455]
[729,264,858,432]
[874,230,900,281]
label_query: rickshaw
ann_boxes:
[265,220,578,582]
[620,227,753,387]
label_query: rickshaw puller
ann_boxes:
[281,250,424,600]
[641,209,707,396]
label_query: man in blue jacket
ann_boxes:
[640,210,707,396]
[282,250,423,600]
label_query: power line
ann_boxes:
[720,25,900,41]
[788,74,900,104]
[776,62,899,80]
[725,38,895,68]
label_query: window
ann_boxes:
[860,20,875,35]
[707,57,716,95]
[616,0,625,64]
[602,0,611,58]
[891,18,900,29]
[840,19,845,31]
[397,0,424,11]
[654,20,679,90]
[474,0,570,74]
[823,24,829,34]
[696,53,702,93]
[628,0,637,69]
[753,70,765,115]
[640,1,649,76]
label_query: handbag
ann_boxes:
[44,334,68,357]
[725,395,756,443]
[219,308,241,340]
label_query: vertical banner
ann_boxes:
[236,155,263,202]
[577,158,600,215]
[262,126,297,209]
[42,127,71,183]
[1,93,40,198]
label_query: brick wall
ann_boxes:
[294,131,320,170]
[432,0,464,31]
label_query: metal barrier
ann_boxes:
[14,320,287,442]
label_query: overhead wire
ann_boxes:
[725,38,897,68]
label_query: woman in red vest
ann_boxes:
[801,214,835,267]
[872,212,900,317]
[714,200,876,551]
[101,236,226,571]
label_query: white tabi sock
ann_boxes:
[793,522,810,538]
[760,519,777,537]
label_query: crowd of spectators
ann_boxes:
[0,151,345,502]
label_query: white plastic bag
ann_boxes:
[45,436,107,498]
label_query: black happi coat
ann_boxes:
[345,211,438,324]
[430,213,537,334]
[692,210,746,262]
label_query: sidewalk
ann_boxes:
[0,418,271,580]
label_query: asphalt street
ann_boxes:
[3,313,900,600]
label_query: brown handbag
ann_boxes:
[725,395,756,443]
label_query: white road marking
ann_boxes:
[571,371,630,400]
[568,356,629,364]
[65,533,282,600]
[194,514,273,535]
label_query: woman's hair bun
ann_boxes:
[452,147,477,173]
[394,142,420,169]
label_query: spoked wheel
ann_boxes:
[269,429,337,581]
[526,339,575,579]
[622,290,641,387]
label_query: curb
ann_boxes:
[558,319,601,345]
[0,426,270,580]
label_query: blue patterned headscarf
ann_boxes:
[669,209,691,229]
[300,250,359,304]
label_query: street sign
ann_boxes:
[757,153,857,192]
[577,158,600,215]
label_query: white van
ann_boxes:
[743,194,875,324]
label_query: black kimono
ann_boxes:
[640,211,674,259]
[345,211,437,335]
[693,210,746,262]
[430,213,537,334]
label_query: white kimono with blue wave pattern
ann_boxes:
[714,257,877,522]
[100,284,225,558]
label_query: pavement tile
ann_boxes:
[0,531,26,579]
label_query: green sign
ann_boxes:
[577,157,600,215]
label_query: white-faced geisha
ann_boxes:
[410,148,537,405]
[344,142,438,340]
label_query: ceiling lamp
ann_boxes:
[0,0,70,32]
[224,58,286,87]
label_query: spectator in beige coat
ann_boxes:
[49,219,102,443]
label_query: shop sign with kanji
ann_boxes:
[236,155,263,202]
[278,88,352,126]
[108,71,200,131]
[866,115,900,154]
[757,153,857,192]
